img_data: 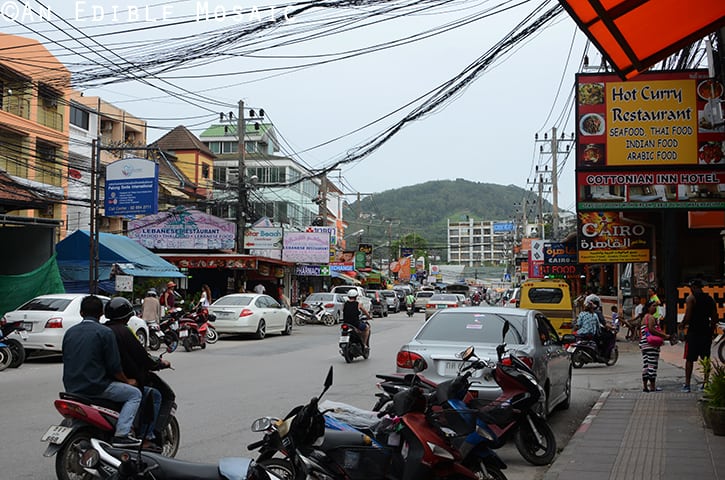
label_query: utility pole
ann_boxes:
[534,128,573,240]
[237,100,246,254]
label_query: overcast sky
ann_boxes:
[4,0,598,212]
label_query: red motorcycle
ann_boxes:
[178,307,216,351]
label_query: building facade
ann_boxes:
[447,218,519,266]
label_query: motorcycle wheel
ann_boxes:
[148,333,161,351]
[258,458,295,480]
[719,340,725,364]
[322,314,336,327]
[463,458,507,480]
[294,313,306,326]
[341,345,353,363]
[0,346,12,372]
[55,429,95,480]
[160,415,181,458]
[605,346,619,366]
[135,328,148,350]
[571,350,586,369]
[164,331,179,351]
[513,413,557,466]
[183,336,193,352]
[6,338,25,368]
[206,326,219,344]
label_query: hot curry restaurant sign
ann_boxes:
[577,212,650,264]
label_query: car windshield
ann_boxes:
[527,288,564,303]
[416,292,434,298]
[380,291,395,297]
[307,294,334,302]
[18,297,72,311]
[415,311,526,344]
[213,296,253,307]
[429,294,459,302]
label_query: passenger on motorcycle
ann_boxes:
[105,297,171,452]
[575,298,600,340]
[342,290,371,349]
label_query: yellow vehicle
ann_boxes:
[519,279,575,336]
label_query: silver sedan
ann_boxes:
[395,306,572,416]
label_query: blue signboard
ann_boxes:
[105,158,159,216]
[493,222,515,233]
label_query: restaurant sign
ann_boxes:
[577,212,651,264]
[129,208,235,250]
[282,232,330,263]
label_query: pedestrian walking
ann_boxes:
[679,278,719,392]
[640,300,671,392]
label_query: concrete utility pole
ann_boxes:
[534,127,574,240]
[237,100,246,253]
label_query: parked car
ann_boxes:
[395,306,572,415]
[208,293,293,339]
[413,290,435,312]
[424,293,462,320]
[2,294,149,354]
[299,292,346,322]
[380,290,401,313]
[329,285,372,312]
[366,291,388,318]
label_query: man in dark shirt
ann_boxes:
[62,295,142,447]
[104,297,170,451]
[680,279,719,392]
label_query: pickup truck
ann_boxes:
[330,285,372,314]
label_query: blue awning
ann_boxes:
[56,230,185,285]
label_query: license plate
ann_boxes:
[443,361,482,378]
[436,304,447,309]
[41,425,72,444]
[567,346,576,353]
[22,322,32,332]
[18,330,28,340]
[179,330,189,338]
[339,336,349,344]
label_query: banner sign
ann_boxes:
[295,264,330,276]
[129,208,235,250]
[244,227,283,249]
[493,221,515,233]
[400,247,414,257]
[528,240,545,279]
[576,70,724,211]
[543,242,578,265]
[577,212,651,263]
[282,232,330,263]
[357,243,373,270]
[105,157,159,216]
[329,262,354,272]
[305,226,336,246]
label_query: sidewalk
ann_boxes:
[544,341,725,480]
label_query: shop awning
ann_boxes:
[159,254,293,270]
[559,0,725,79]
[56,230,184,286]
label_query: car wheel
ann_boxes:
[255,320,266,340]
[282,317,293,335]
[136,329,148,349]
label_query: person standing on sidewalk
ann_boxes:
[679,278,719,392]
[640,300,671,392]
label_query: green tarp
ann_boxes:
[0,253,64,316]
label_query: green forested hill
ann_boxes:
[343,178,551,252]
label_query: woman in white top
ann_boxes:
[197,284,212,308]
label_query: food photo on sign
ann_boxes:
[698,141,724,164]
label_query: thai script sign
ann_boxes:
[305,225,337,246]
[105,157,158,216]
[129,208,235,250]
[577,212,651,263]
[282,232,330,263]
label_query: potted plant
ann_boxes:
[704,360,725,436]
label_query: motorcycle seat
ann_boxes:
[320,429,373,450]
[59,392,123,411]
[128,450,223,479]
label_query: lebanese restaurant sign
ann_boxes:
[129,208,235,250]
[576,70,724,211]
[282,232,330,263]
[577,212,651,264]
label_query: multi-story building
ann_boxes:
[199,122,324,231]
[447,218,519,266]
[0,34,70,237]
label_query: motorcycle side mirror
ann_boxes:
[501,319,510,341]
[412,359,425,373]
[457,346,475,361]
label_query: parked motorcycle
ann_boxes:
[178,315,207,352]
[339,314,370,363]
[43,350,181,480]
[148,309,183,351]
[294,302,336,326]
[0,319,27,369]
[248,366,478,480]
[567,334,618,368]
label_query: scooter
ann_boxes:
[43,350,181,480]
[183,306,218,344]
[405,303,415,317]
[148,310,183,351]
[339,314,370,363]
[0,319,27,369]
[567,333,618,368]
[178,310,210,352]
[294,302,336,326]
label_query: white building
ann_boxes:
[447,218,518,266]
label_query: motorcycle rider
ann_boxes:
[405,292,416,312]
[586,294,616,357]
[342,290,371,351]
[62,295,142,448]
[104,297,171,452]
[575,297,600,340]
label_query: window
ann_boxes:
[70,105,89,129]
[245,141,256,153]
[201,164,210,179]
[207,141,221,154]
[36,141,62,186]
[222,141,238,154]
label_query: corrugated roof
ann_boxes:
[152,125,216,157]
[0,171,52,210]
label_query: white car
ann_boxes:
[208,293,293,339]
[2,294,150,354]
[329,285,372,312]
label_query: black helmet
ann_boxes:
[105,297,134,322]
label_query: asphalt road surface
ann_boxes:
[0,311,654,480]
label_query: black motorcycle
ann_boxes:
[339,315,370,363]
[0,320,27,368]
[148,309,183,351]
[567,333,618,368]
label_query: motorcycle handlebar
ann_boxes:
[248,440,265,451]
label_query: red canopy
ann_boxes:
[559,0,725,78]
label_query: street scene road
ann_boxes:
[0,310,696,480]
